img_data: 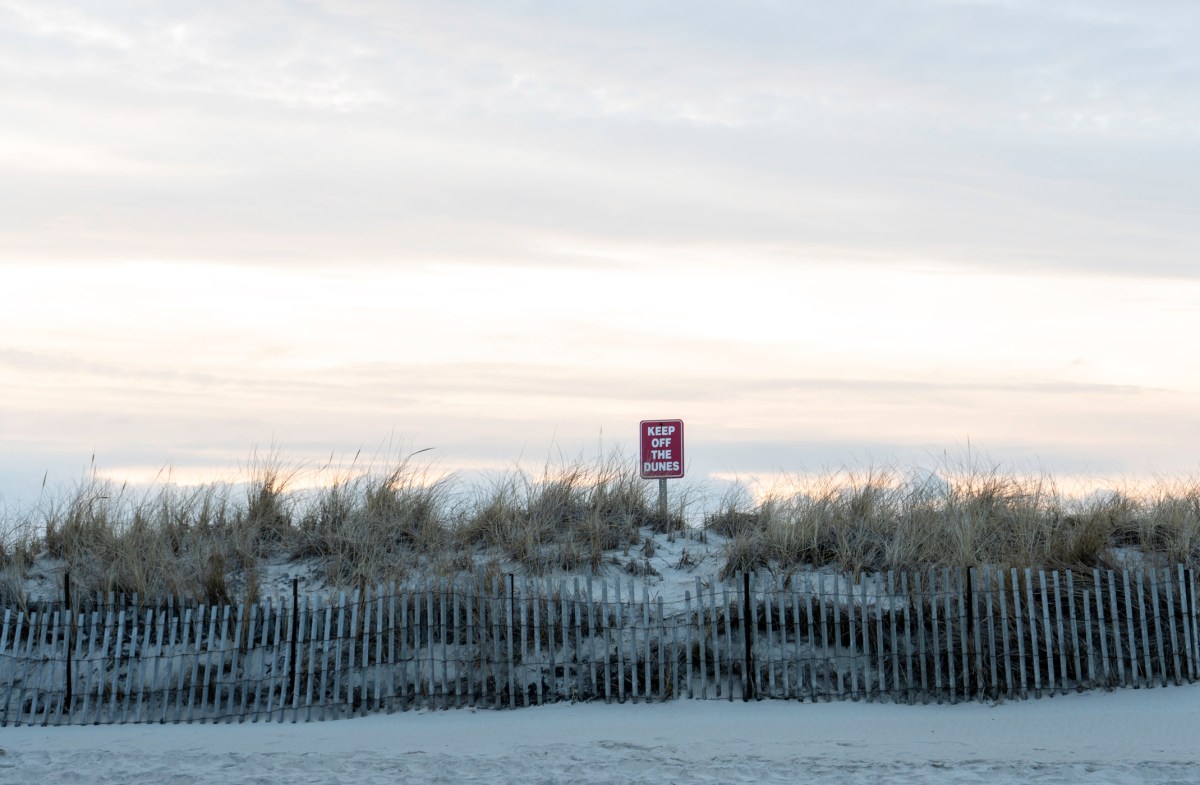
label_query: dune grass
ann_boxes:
[2,448,1199,606]
[0,448,684,606]
[711,465,1200,579]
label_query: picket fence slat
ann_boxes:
[1052,572,1067,696]
[1191,570,1200,678]
[1039,571,1054,697]
[1065,572,1080,693]
[1096,571,1113,685]
[1141,572,1155,686]
[1163,569,1181,686]
[1178,567,1194,682]
[1121,571,1137,686]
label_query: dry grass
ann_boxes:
[4,449,1200,605]
[1,449,670,604]
[457,453,664,573]
[711,464,1200,579]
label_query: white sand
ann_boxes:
[2,685,1198,784]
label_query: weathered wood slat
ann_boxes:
[212,609,230,724]
[4,609,23,726]
[656,595,666,701]
[643,583,652,700]
[386,585,397,713]
[598,580,608,704]
[964,569,979,700]
[831,575,844,701]
[668,596,680,701]
[1,608,15,726]
[947,568,961,703]
[979,570,995,699]
[782,576,794,700]
[439,582,451,710]
[1038,570,1054,697]
[1178,566,1194,682]
[44,609,64,726]
[722,583,734,701]
[161,607,178,724]
[74,611,91,723]
[641,585,651,702]
[996,569,1012,699]
[694,578,707,700]
[1052,571,1067,696]
[861,574,875,702]
[18,612,39,726]
[200,606,217,723]
[133,609,154,725]
[225,609,241,724]
[1164,569,1182,686]
[1065,572,1081,692]
[1025,569,1040,699]
[23,612,45,726]
[25,612,48,729]
[586,577,598,700]
[956,568,969,701]
[239,604,256,723]
[1083,589,1095,685]
[1121,570,1138,686]
[763,575,775,699]
[873,574,886,701]
[495,579,507,707]
[506,578,516,707]
[174,607,191,724]
[118,607,136,725]
[846,575,857,701]
[1107,570,1125,686]
[77,611,96,725]
[628,578,640,703]
[927,571,942,703]
[577,580,588,702]
[1010,569,1026,699]
[1136,570,1152,686]
[317,597,331,717]
[549,577,560,703]
[613,579,625,703]
[1150,569,1167,687]
[252,603,268,723]
[891,571,905,701]
[333,591,348,715]
[374,587,385,713]
[40,610,57,725]
[818,574,832,702]
[343,593,358,716]
[1092,571,1109,685]
[1190,570,1200,678]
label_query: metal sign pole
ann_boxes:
[658,477,668,519]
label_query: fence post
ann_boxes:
[64,571,73,719]
[742,572,755,701]
[288,578,299,704]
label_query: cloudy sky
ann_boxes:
[2,0,1199,504]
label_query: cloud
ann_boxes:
[1,0,1197,274]
[2,2,1199,501]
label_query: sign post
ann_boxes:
[639,419,684,518]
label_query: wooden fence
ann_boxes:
[1,565,1197,726]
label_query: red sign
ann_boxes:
[639,419,684,478]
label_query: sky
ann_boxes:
[2,0,1199,507]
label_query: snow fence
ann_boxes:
[1,565,1198,725]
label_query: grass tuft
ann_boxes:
[5,447,1200,603]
